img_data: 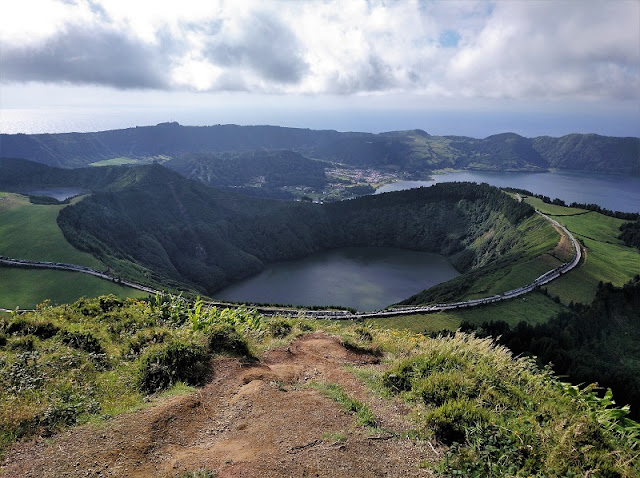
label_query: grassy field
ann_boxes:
[0,193,103,267]
[0,268,148,309]
[526,197,640,304]
[370,291,566,333]
[0,192,148,308]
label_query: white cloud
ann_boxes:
[0,0,637,100]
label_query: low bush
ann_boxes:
[1,318,59,339]
[59,330,104,355]
[138,341,211,394]
[122,329,168,359]
[206,326,251,357]
[266,318,292,338]
[379,331,639,476]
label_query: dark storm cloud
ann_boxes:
[0,27,171,89]
[204,12,309,85]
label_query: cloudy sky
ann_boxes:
[1,0,638,137]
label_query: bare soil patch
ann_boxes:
[2,331,437,477]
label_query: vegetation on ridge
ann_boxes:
[461,277,640,420]
[1,294,638,476]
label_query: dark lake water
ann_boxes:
[377,170,640,213]
[26,188,85,201]
[214,247,459,311]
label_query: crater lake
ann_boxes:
[213,247,460,311]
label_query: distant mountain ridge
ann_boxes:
[1,122,638,174]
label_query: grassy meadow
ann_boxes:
[0,193,103,267]
[371,291,566,333]
[0,268,148,310]
[0,192,146,309]
[526,197,640,304]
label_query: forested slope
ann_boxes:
[2,123,638,174]
[462,277,640,419]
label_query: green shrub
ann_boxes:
[383,353,466,393]
[4,351,43,391]
[206,326,251,357]
[416,371,478,407]
[122,329,168,359]
[2,318,59,339]
[266,318,292,338]
[8,335,35,352]
[59,330,104,355]
[422,398,492,445]
[138,341,211,394]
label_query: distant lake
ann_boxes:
[26,188,85,201]
[377,170,640,213]
[214,247,459,311]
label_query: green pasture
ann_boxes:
[369,291,566,334]
[0,193,103,267]
[0,267,148,309]
[524,197,640,304]
[524,197,588,216]
[556,212,628,243]
[544,238,640,304]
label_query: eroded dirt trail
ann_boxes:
[2,332,436,477]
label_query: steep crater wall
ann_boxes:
[56,168,545,303]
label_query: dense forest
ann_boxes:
[50,162,540,299]
[620,219,640,250]
[0,157,148,192]
[459,277,640,419]
[1,123,638,174]
[164,150,328,199]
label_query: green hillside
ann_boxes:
[1,296,637,475]
[526,197,640,304]
[0,192,148,309]
[0,269,148,309]
[164,150,329,199]
[54,163,551,304]
[0,193,103,266]
[2,123,638,174]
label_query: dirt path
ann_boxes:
[2,332,437,477]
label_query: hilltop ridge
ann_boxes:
[2,123,638,174]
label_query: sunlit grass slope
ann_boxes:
[526,197,640,304]
[0,193,103,267]
[1,296,637,476]
[0,192,146,308]
[0,269,148,309]
[371,291,566,333]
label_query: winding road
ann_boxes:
[1,209,581,318]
